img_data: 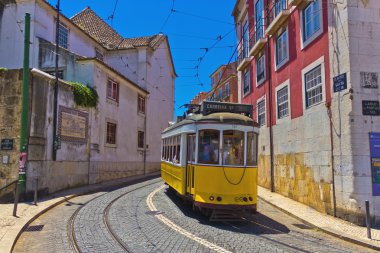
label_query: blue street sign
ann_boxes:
[333,73,347,92]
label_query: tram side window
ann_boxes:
[174,135,181,164]
[169,137,173,162]
[247,132,258,166]
[161,139,165,160]
[198,130,219,164]
[165,138,168,160]
[172,136,177,163]
[222,130,244,166]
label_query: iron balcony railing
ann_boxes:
[266,0,289,27]
[237,42,250,67]
[249,23,266,51]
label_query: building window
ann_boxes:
[277,86,289,119]
[256,54,265,86]
[302,0,321,44]
[257,99,266,126]
[255,0,264,41]
[243,68,250,96]
[243,20,249,58]
[106,122,117,145]
[218,88,223,101]
[218,70,223,81]
[138,95,146,114]
[58,23,68,49]
[138,131,144,149]
[95,48,103,61]
[107,79,119,102]
[275,29,289,68]
[225,83,230,97]
[275,0,286,17]
[305,65,323,108]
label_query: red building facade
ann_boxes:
[232,0,337,218]
[235,0,331,125]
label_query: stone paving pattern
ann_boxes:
[5,177,380,252]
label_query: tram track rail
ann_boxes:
[66,179,161,253]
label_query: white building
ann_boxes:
[0,0,176,192]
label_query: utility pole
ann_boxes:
[52,0,60,160]
[19,13,31,194]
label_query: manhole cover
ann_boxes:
[292,224,312,229]
[24,225,44,232]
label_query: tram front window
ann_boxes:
[247,132,258,166]
[222,130,244,166]
[198,130,219,164]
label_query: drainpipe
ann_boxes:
[326,102,337,217]
[267,33,275,193]
[265,2,275,192]
[52,0,60,161]
[143,101,147,175]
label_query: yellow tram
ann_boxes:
[161,101,259,217]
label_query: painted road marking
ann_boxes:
[146,185,232,253]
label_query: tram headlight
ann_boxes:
[216,196,222,202]
[243,197,248,202]
[249,197,253,201]
[209,196,215,201]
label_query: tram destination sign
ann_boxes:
[201,101,252,116]
[333,73,347,92]
[362,100,380,116]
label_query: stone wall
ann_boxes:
[0,69,22,197]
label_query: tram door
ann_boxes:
[186,134,196,195]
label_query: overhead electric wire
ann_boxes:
[173,9,234,26]
[159,0,175,33]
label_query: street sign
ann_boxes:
[1,139,14,150]
[362,100,380,116]
[333,73,347,92]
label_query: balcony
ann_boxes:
[249,23,267,57]
[237,48,251,71]
[288,0,313,8]
[266,0,291,36]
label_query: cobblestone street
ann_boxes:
[13,178,377,253]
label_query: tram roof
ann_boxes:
[162,112,257,134]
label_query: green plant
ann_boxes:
[69,82,98,107]
[0,67,8,71]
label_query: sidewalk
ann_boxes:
[258,186,380,251]
[0,172,160,253]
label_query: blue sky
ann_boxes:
[51,0,237,116]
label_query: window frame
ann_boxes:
[138,94,146,114]
[243,67,251,97]
[107,79,119,102]
[257,96,266,127]
[300,0,323,50]
[57,22,69,49]
[301,56,326,110]
[225,83,230,97]
[275,80,290,121]
[105,121,117,146]
[256,54,266,86]
[138,130,145,149]
[275,27,289,70]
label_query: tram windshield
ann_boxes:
[222,130,244,166]
[198,130,219,164]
